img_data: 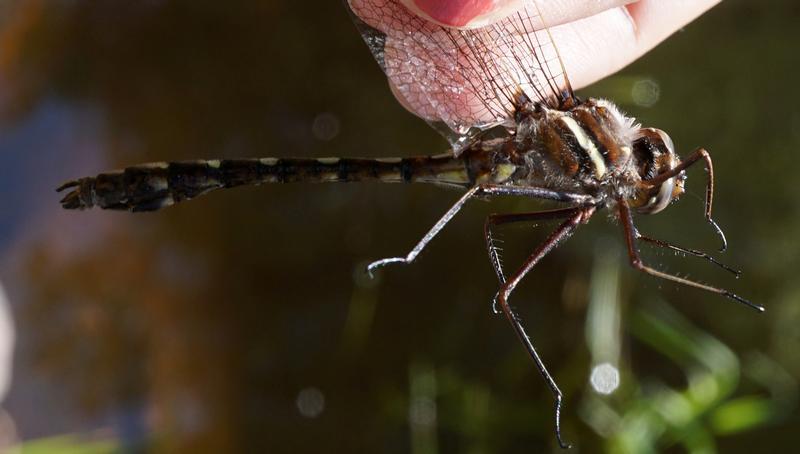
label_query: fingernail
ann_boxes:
[402,0,515,28]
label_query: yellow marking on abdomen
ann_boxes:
[375,157,402,164]
[433,169,469,184]
[319,171,341,182]
[138,162,169,169]
[378,171,402,183]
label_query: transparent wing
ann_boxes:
[347,0,574,152]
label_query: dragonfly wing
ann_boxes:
[347,0,574,153]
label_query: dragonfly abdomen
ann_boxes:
[57,154,473,212]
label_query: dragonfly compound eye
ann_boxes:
[631,128,682,214]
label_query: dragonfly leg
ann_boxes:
[484,207,584,314]
[643,148,727,252]
[493,207,594,449]
[618,200,763,312]
[634,230,741,277]
[366,184,592,277]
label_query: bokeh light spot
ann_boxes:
[296,387,325,418]
[590,362,620,395]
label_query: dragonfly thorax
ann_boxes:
[505,98,638,199]
[499,98,685,214]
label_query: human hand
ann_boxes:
[349,0,720,128]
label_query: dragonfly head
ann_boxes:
[629,127,686,214]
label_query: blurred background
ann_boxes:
[0,0,798,452]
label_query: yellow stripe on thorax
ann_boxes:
[560,116,606,179]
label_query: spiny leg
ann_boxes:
[366,184,592,277]
[618,200,763,312]
[494,208,594,449]
[484,207,584,314]
[643,148,727,252]
[635,232,741,277]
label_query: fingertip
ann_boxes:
[626,0,722,49]
[555,0,722,90]
[388,79,437,120]
[550,7,639,90]
[400,0,638,29]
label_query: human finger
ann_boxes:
[396,0,635,29]
[551,0,721,90]
[349,0,721,124]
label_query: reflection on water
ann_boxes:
[0,0,799,452]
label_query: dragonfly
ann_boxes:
[56,0,762,447]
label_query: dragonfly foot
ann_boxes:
[366,257,407,278]
[708,217,728,252]
[490,292,502,315]
[554,395,572,449]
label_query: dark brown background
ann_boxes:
[0,0,797,452]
